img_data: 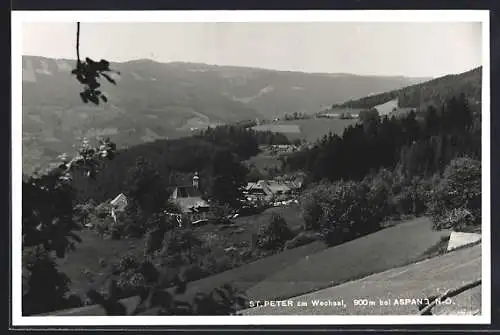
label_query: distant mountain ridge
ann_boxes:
[22,55,430,174]
[330,67,482,111]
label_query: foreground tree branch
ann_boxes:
[72,22,119,105]
[419,279,481,315]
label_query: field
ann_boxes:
[54,216,453,315]
[57,205,307,297]
[242,244,481,315]
[245,217,451,300]
[245,153,283,173]
[56,230,147,297]
[253,118,359,143]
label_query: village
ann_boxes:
[105,171,305,231]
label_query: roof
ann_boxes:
[283,180,303,189]
[110,193,128,210]
[246,180,294,195]
[266,181,291,194]
[175,197,209,213]
[245,181,274,196]
[173,185,202,198]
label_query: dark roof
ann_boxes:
[175,185,202,198]
[176,197,209,213]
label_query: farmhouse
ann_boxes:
[244,178,299,204]
[244,180,274,203]
[170,172,210,224]
[109,192,128,222]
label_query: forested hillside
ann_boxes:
[286,93,481,182]
[331,67,481,111]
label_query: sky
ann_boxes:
[22,22,483,78]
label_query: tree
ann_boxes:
[299,180,380,246]
[22,138,116,315]
[256,213,294,251]
[207,149,248,209]
[246,165,265,182]
[124,156,169,218]
[429,156,481,231]
[73,200,96,228]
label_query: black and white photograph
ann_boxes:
[12,10,490,326]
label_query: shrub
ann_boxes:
[393,176,432,216]
[363,169,393,221]
[144,213,179,256]
[299,182,331,231]
[158,228,208,275]
[429,157,481,230]
[434,208,477,231]
[111,255,160,299]
[300,180,382,246]
[22,246,79,315]
[121,207,149,238]
[256,213,294,251]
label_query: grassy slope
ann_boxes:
[242,244,481,315]
[57,205,306,297]
[53,215,451,315]
[246,217,450,301]
[56,230,147,296]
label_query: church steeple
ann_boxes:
[193,172,199,189]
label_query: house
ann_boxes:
[109,193,128,222]
[110,193,128,211]
[171,172,210,224]
[244,179,295,204]
[244,180,274,203]
[266,180,292,199]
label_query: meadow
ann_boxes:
[57,205,307,297]
[252,118,359,143]
[55,214,453,314]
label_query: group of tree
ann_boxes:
[283,111,310,121]
[22,138,117,315]
[71,123,289,205]
[287,93,480,182]
[197,123,291,159]
[299,153,481,246]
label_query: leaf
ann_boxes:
[100,95,108,103]
[99,59,110,69]
[101,73,117,85]
[88,94,99,105]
